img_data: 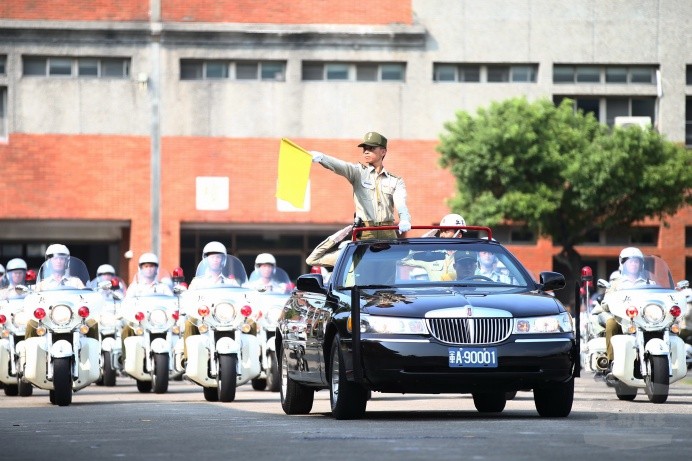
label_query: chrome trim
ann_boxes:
[514,338,572,343]
[362,338,431,343]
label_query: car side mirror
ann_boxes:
[538,271,565,292]
[296,274,326,294]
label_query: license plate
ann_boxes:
[448,347,498,368]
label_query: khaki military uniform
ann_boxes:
[401,252,457,281]
[317,154,410,240]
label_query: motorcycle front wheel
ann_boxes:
[152,353,169,394]
[102,351,117,387]
[53,357,73,406]
[645,355,669,403]
[265,350,280,392]
[217,354,237,402]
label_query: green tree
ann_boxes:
[438,97,692,306]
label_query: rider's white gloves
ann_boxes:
[309,151,324,163]
[398,220,411,234]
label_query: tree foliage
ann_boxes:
[438,97,691,307]
[438,97,692,250]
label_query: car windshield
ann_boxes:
[335,241,531,289]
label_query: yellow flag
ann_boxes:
[276,138,312,208]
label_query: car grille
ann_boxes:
[426,317,512,345]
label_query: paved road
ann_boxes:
[1,374,691,461]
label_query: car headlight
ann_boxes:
[514,312,573,334]
[149,308,168,327]
[642,303,665,323]
[356,314,428,334]
[50,304,73,325]
[213,302,236,323]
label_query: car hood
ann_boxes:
[358,289,564,318]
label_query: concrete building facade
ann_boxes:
[0,0,690,286]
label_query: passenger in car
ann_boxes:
[476,251,513,283]
[309,131,411,239]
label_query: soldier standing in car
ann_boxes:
[310,131,411,240]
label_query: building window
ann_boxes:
[180,60,285,81]
[553,64,657,84]
[604,227,659,246]
[492,226,536,244]
[0,86,7,140]
[554,95,656,127]
[23,56,130,78]
[433,64,533,83]
[302,62,405,82]
[687,65,692,85]
[0,55,6,75]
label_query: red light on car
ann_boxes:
[310,266,322,274]
[240,305,252,317]
[173,267,184,278]
[670,305,681,318]
[34,308,46,320]
[77,306,90,318]
[172,310,180,321]
[111,278,120,289]
[0,314,6,324]
[198,306,210,317]
[626,306,639,318]
[135,311,145,322]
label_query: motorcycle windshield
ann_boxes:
[190,254,248,288]
[612,255,675,291]
[36,256,89,291]
[246,267,291,293]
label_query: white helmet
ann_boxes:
[97,264,116,275]
[440,213,466,227]
[203,241,227,257]
[618,247,644,266]
[6,258,27,272]
[45,243,70,259]
[255,253,276,269]
[138,252,159,267]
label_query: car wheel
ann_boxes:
[279,341,314,414]
[533,377,574,417]
[329,335,367,420]
[472,392,507,413]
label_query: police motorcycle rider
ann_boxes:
[0,258,34,396]
[89,264,127,386]
[120,252,177,393]
[180,241,261,402]
[245,252,292,392]
[19,244,104,406]
[599,247,688,402]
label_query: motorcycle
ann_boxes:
[245,266,292,392]
[19,257,103,406]
[598,255,688,403]
[0,270,36,397]
[93,277,126,387]
[676,280,692,369]
[179,254,261,402]
[121,271,180,394]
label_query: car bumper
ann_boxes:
[352,335,575,393]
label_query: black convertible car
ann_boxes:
[277,225,577,419]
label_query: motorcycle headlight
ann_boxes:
[13,311,30,329]
[514,312,573,334]
[356,314,428,334]
[50,304,73,325]
[642,303,665,323]
[99,312,119,328]
[149,308,168,327]
[213,302,236,323]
